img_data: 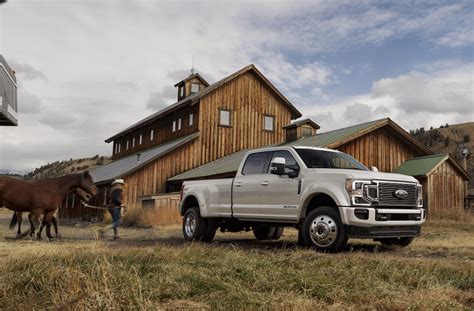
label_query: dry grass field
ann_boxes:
[0,210,472,310]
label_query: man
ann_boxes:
[100,179,125,240]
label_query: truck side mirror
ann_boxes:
[370,166,378,172]
[270,157,286,175]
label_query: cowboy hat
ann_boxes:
[111,179,125,185]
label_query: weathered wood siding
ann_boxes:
[198,71,292,164]
[426,161,465,217]
[122,139,200,209]
[112,105,199,159]
[337,127,420,172]
[58,187,108,221]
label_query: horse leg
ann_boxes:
[16,212,22,238]
[51,216,59,239]
[37,217,46,240]
[28,213,36,238]
[44,212,55,242]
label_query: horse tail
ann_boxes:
[9,212,18,230]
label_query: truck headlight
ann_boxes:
[346,179,372,206]
[416,184,423,208]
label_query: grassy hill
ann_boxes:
[25,155,111,179]
[411,122,473,193]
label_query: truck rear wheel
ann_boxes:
[377,237,414,248]
[183,208,207,242]
[302,207,347,252]
[252,225,276,240]
[271,226,284,240]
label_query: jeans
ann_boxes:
[108,207,121,229]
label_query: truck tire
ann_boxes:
[377,237,414,248]
[203,219,217,242]
[271,226,284,240]
[182,208,207,242]
[301,206,347,252]
[252,225,276,240]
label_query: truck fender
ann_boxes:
[300,182,351,224]
[180,190,209,217]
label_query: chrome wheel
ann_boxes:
[184,214,196,237]
[309,215,338,247]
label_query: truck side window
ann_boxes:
[270,151,300,174]
[242,152,272,175]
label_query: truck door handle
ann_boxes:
[261,181,269,186]
[234,182,242,187]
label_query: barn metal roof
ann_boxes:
[91,132,199,184]
[169,119,391,182]
[394,154,470,180]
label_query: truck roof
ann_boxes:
[246,145,341,154]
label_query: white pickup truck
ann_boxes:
[179,146,425,252]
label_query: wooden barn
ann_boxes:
[59,64,469,221]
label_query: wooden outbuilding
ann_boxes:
[394,154,470,217]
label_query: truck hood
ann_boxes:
[310,168,419,184]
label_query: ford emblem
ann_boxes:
[394,189,408,199]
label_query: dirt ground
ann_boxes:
[1,209,473,260]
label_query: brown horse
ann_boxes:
[0,171,97,240]
[9,187,93,238]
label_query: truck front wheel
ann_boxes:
[302,207,347,252]
[183,207,207,242]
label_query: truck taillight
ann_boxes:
[180,184,185,201]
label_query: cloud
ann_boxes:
[0,1,472,171]
[372,63,474,114]
[9,61,47,81]
[17,90,41,114]
[302,61,474,132]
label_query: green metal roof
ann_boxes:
[169,119,387,182]
[168,149,248,181]
[282,118,385,148]
[393,154,448,177]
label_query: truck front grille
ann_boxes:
[377,182,418,207]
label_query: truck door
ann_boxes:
[259,150,301,222]
[232,151,272,219]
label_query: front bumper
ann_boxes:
[339,206,425,238]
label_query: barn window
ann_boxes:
[219,110,231,126]
[191,83,200,94]
[178,118,182,131]
[132,137,136,148]
[302,126,312,137]
[264,116,274,131]
[126,140,129,150]
[150,129,154,141]
[172,121,176,132]
[118,143,121,153]
[139,134,143,145]
[189,113,193,126]
[178,85,185,99]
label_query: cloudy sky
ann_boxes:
[0,0,473,171]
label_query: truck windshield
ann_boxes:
[295,149,368,170]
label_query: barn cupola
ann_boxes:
[283,118,320,142]
[174,71,210,101]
